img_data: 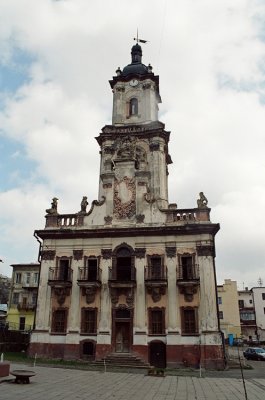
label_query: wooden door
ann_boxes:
[115,322,130,353]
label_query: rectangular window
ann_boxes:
[262,293,265,300]
[25,273,30,284]
[52,309,67,333]
[238,300,244,308]
[181,308,198,335]
[150,256,163,279]
[179,256,197,280]
[219,311,224,319]
[218,297,222,305]
[15,273,21,284]
[149,309,165,335]
[12,292,19,305]
[34,273,39,284]
[249,299,253,304]
[32,292,37,305]
[81,309,97,334]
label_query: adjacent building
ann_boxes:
[7,263,40,331]
[29,43,224,368]
[217,279,241,340]
[238,287,257,342]
[252,287,265,342]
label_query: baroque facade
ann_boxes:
[29,43,224,368]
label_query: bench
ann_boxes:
[11,370,36,384]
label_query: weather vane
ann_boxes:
[134,29,148,44]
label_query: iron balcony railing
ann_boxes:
[17,302,36,311]
[48,267,73,282]
[177,264,200,281]
[77,266,102,282]
[108,266,136,282]
[144,266,167,281]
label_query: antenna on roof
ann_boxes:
[134,28,148,44]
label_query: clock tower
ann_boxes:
[97,43,171,216]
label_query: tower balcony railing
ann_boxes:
[177,264,200,282]
[45,213,85,228]
[48,267,73,286]
[165,208,211,223]
[144,266,167,281]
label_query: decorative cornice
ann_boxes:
[197,245,215,257]
[40,250,56,260]
[166,247,176,258]
[73,250,83,261]
[101,249,112,259]
[134,248,146,259]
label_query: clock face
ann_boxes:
[129,79,139,87]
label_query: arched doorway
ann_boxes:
[149,340,166,368]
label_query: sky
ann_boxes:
[0,0,265,289]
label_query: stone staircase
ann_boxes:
[94,352,150,369]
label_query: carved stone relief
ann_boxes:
[134,248,146,259]
[147,286,166,303]
[104,216,113,225]
[101,249,112,259]
[166,247,176,258]
[197,245,215,257]
[179,285,198,302]
[113,176,136,219]
[83,287,97,304]
[136,214,145,223]
[54,288,70,306]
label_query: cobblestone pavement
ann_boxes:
[1,363,265,400]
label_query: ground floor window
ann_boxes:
[81,308,97,334]
[148,308,165,335]
[52,309,68,333]
[181,307,198,335]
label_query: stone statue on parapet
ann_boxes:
[79,196,88,214]
[46,197,59,215]
[197,192,208,208]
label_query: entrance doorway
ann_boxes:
[115,322,130,352]
[149,341,166,368]
[113,308,132,353]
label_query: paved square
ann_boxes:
[1,364,265,400]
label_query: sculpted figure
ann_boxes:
[46,197,58,215]
[197,192,208,208]
[80,196,88,213]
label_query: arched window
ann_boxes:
[129,98,138,116]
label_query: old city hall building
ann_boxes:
[29,43,224,368]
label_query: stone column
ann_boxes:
[166,247,179,333]
[134,249,146,332]
[98,250,112,340]
[198,246,218,332]
[68,253,82,331]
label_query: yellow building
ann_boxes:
[7,263,40,331]
[217,279,241,339]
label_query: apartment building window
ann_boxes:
[52,309,68,333]
[34,273,39,284]
[81,308,97,334]
[12,292,19,305]
[219,311,224,319]
[15,273,21,284]
[148,308,165,335]
[238,300,244,308]
[262,293,265,300]
[32,292,37,306]
[25,273,30,284]
[218,297,222,305]
[181,308,198,335]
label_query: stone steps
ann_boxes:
[94,353,150,368]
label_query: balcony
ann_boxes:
[17,302,36,311]
[108,266,136,288]
[145,266,167,287]
[22,281,38,290]
[48,267,73,288]
[177,264,200,302]
[77,266,102,288]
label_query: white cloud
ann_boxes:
[0,0,265,287]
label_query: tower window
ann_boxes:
[129,98,138,116]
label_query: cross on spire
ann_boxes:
[134,29,148,44]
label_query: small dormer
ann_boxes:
[109,44,161,126]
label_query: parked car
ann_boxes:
[243,347,265,361]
